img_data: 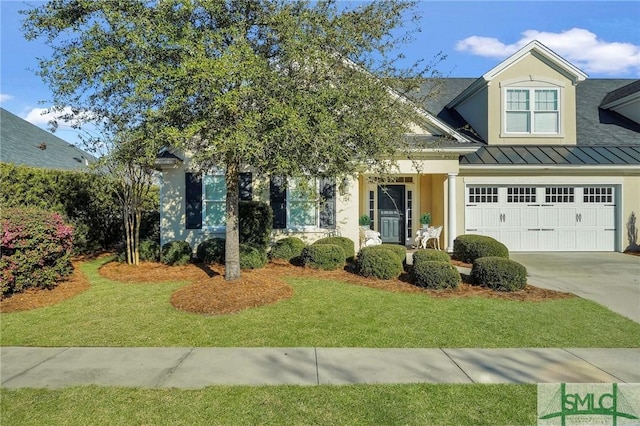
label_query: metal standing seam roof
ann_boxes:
[460,145,640,166]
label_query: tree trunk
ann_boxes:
[225,161,241,281]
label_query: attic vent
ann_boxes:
[38,142,47,150]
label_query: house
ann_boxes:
[156,41,640,253]
[0,107,95,171]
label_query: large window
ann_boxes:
[505,88,559,134]
[270,176,336,230]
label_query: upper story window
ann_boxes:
[505,88,559,134]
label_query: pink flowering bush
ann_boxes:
[1,208,74,297]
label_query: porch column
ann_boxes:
[446,172,457,253]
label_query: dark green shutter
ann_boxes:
[239,172,252,201]
[319,178,336,229]
[270,176,286,229]
[185,172,202,229]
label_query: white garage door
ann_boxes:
[465,185,616,251]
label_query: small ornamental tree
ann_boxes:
[1,208,74,296]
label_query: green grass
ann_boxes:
[2,258,639,347]
[0,384,537,425]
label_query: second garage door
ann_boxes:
[465,185,616,251]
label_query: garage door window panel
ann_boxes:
[545,187,574,203]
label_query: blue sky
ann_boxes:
[1,1,639,145]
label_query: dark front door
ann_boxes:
[378,185,405,244]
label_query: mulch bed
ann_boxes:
[0,261,90,313]
[1,256,576,315]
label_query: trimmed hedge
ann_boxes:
[239,201,273,250]
[412,249,450,267]
[301,244,345,270]
[356,246,404,280]
[239,244,268,270]
[471,256,527,292]
[453,234,509,263]
[1,208,74,296]
[313,236,355,261]
[161,241,192,266]
[196,238,226,264]
[0,163,159,254]
[411,261,460,290]
[269,237,306,261]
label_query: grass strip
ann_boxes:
[1,384,537,425]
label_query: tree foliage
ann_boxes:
[23,0,441,280]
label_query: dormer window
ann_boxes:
[504,87,560,135]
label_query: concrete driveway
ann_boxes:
[510,252,640,323]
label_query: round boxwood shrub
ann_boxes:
[412,249,450,267]
[196,238,226,264]
[453,234,509,263]
[411,261,460,289]
[380,243,407,263]
[313,236,355,261]
[471,256,527,291]
[301,244,345,270]
[139,239,160,262]
[239,244,268,270]
[161,241,192,266]
[269,237,306,261]
[356,246,404,280]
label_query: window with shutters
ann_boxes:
[270,176,335,230]
[184,172,252,230]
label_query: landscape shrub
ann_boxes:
[412,249,451,267]
[411,261,460,289]
[301,244,345,270]
[239,244,268,270]
[380,244,407,264]
[471,256,527,292]
[139,239,161,262]
[196,238,226,264]
[239,201,273,250]
[269,237,306,261]
[356,246,404,280]
[0,207,74,296]
[453,234,509,263]
[313,236,355,261]
[161,241,192,266]
[0,163,159,253]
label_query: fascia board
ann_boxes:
[482,41,588,84]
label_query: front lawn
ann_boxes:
[1,258,639,347]
[1,384,537,425]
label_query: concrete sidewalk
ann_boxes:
[2,347,638,389]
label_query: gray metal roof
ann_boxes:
[1,108,95,171]
[460,145,640,166]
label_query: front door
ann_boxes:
[378,185,405,244]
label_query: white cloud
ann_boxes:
[23,106,93,129]
[0,94,14,103]
[456,28,640,76]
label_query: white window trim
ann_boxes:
[501,85,563,137]
[202,173,226,232]
[285,177,321,232]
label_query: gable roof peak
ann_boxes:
[482,40,588,84]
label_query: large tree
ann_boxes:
[23,0,440,280]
